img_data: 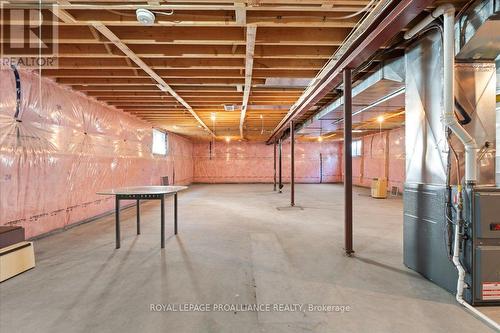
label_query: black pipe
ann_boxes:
[12,65,21,120]
[278,138,283,193]
[273,139,277,191]
[290,121,295,206]
[320,153,323,184]
[454,99,471,125]
[343,68,354,256]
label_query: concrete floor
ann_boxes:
[0,184,498,333]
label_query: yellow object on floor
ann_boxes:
[0,241,35,282]
[371,178,388,199]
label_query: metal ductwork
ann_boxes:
[297,58,405,138]
[455,0,500,60]
[266,0,436,144]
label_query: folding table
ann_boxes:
[97,186,187,249]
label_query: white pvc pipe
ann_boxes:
[405,4,478,184]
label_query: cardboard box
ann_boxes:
[0,242,35,282]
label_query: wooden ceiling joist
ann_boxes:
[50,8,77,24]
[91,22,214,136]
[239,25,256,138]
[1,26,350,46]
[2,2,371,13]
[0,0,387,140]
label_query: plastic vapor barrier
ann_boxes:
[0,68,193,238]
[352,127,405,192]
[193,141,342,183]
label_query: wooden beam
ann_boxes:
[50,8,77,24]
[235,2,246,25]
[267,0,432,143]
[5,44,337,59]
[240,25,256,138]
[3,3,370,13]
[42,67,317,79]
[88,26,115,55]
[30,57,325,70]
[91,22,214,136]
[2,26,348,46]
[125,58,140,76]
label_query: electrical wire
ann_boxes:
[152,10,174,16]
[444,130,461,260]
[448,137,462,186]
[320,0,378,20]
[108,9,173,17]
[456,0,477,19]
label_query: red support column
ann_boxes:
[290,121,295,207]
[344,68,354,256]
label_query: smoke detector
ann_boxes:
[136,8,174,26]
[136,9,156,26]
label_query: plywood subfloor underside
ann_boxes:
[0,184,498,332]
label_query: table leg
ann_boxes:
[115,196,120,249]
[161,196,165,248]
[174,193,178,235]
[136,200,140,235]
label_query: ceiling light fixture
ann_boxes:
[376,115,384,123]
[136,8,174,26]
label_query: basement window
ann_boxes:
[352,140,362,157]
[152,129,168,156]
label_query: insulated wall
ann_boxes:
[193,141,342,183]
[0,69,193,238]
[351,127,405,192]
